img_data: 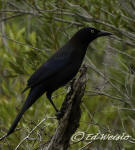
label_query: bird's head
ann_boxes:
[71,27,112,46]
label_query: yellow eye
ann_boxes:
[91,30,94,33]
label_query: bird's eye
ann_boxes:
[91,30,94,34]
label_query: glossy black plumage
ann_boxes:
[0,27,111,140]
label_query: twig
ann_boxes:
[53,17,82,26]
[86,90,128,104]
[86,56,130,102]
[0,34,49,52]
[15,116,55,150]
[0,13,24,23]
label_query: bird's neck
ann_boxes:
[66,39,88,61]
[69,35,91,50]
[69,38,89,53]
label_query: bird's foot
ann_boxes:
[55,111,64,120]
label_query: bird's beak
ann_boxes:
[97,31,112,37]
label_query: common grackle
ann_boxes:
[0,27,112,140]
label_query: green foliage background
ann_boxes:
[0,0,135,149]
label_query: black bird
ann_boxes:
[0,27,111,140]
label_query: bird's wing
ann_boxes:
[27,53,71,88]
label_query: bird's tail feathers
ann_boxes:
[0,105,26,141]
[0,86,45,140]
[5,101,29,139]
[1,90,34,140]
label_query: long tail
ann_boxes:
[0,85,45,141]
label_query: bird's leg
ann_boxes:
[46,92,64,120]
[46,92,59,112]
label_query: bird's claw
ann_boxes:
[56,111,64,120]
